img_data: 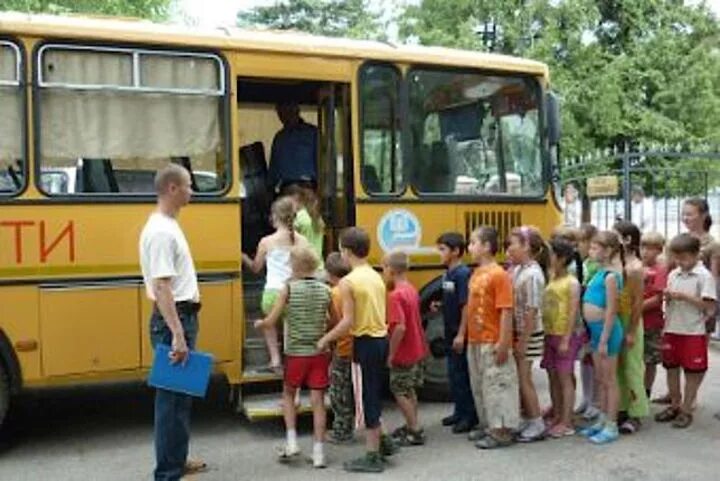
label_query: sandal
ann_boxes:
[652,393,672,405]
[619,418,641,434]
[672,411,693,429]
[184,459,208,475]
[655,406,680,423]
[475,432,514,449]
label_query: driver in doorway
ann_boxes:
[268,101,319,195]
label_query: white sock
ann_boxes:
[581,364,594,407]
[287,429,298,449]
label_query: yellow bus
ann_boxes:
[0,12,562,425]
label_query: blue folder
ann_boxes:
[148,344,214,398]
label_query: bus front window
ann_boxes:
[408,69,543,197]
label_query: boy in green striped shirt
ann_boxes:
[255,245,337,468]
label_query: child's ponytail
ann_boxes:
[573,249,584,286]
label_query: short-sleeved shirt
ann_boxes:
[331,286,353,358]
[139,212,199,302]
[511,261,545,335]
[665,262,717,335]
[467,263,513,344]
[285,278,331,355]
[441,264,471,342]
[294,208,324,269]
[643,262,668,331]
[543,274,581,335]
[388,281,428,366]
[345,264,387,338]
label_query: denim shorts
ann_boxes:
[587,318,624,357]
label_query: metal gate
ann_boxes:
[558,144,720,240]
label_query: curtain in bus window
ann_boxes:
[43,50,133,86]
[0,89,22,160]
[141,55,219,91]
[40,90,220,159]
[0,45,21,162]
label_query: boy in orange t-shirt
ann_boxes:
[454,226,519,449]
[325,252,355,443]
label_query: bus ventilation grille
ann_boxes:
[464,211,522,247]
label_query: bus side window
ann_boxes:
[0,41,24,195]
[36,45,228,196]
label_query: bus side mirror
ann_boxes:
[546,91,561,146]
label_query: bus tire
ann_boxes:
[0,361,9,431]
[418,286,450,402]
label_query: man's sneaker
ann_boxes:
[380,434,399,457]
[452,419,475,434]
[390,425,408,440]
[395,428,426,447]
[343,452,385,473]
[442,414,459,426]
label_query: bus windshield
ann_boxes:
[408,69,543,197]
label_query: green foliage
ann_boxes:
[237,0,384,40]
[0,0,172,20]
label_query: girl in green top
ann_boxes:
[287,185,325,270]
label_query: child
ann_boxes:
[578,231,624,444]
[437,232,478,434]
[655,233,716,428]
[254,246,334,468]
[640,232,667,400]
[613,221,649,434]
[542,237,583,438]
[243,197,309,372]
[325,252,355,444]
[455,226,519,449]
[317,227,394,473]
[384,251,429,446]
[287,185,326,270]
[506,226,547,442]
[576,222,601,420]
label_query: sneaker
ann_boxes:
[391,425,409,440]
[577,421,604,438]
[343,452,384,473]
[442,414,459,426]
[518,420,546,443]
[468,428,486,442]
[312,451,327,469]
[452,419,475,434]
[548,423,575,439]
[582,406,601,421]
[395,428,426,446]
[380,434,399,457]
[275,444,301,463]
[589,425,619,444]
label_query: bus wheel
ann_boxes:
[419,295,450,401]
[0,362,9,430]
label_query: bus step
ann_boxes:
[243,338,271,366]
[242,391,328,421]
[241,367,282,383]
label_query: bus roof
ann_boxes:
[0,11,549,78]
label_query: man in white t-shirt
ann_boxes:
[139,164,203,481]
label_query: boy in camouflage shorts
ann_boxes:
[640,232,667,398]
[325,252,355,443]
[384,251,429,446]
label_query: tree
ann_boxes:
[0,0,172,20]
[237,0,384,40]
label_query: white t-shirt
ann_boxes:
[665,262,716,335]
[139,212,199,303]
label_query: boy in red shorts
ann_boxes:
[655,233,716,428]
[255,246,336,468]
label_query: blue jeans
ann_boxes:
[447,347,478,424]
[150,306,199,481]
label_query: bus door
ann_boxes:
[318,83,354,251]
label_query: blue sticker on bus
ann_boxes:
[377,209,422,253]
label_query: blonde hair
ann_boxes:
[641,232,665,249]
[154,164,189,194]
[385,250,410,273]
[290,245,319,276]
[271,197,297,243]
